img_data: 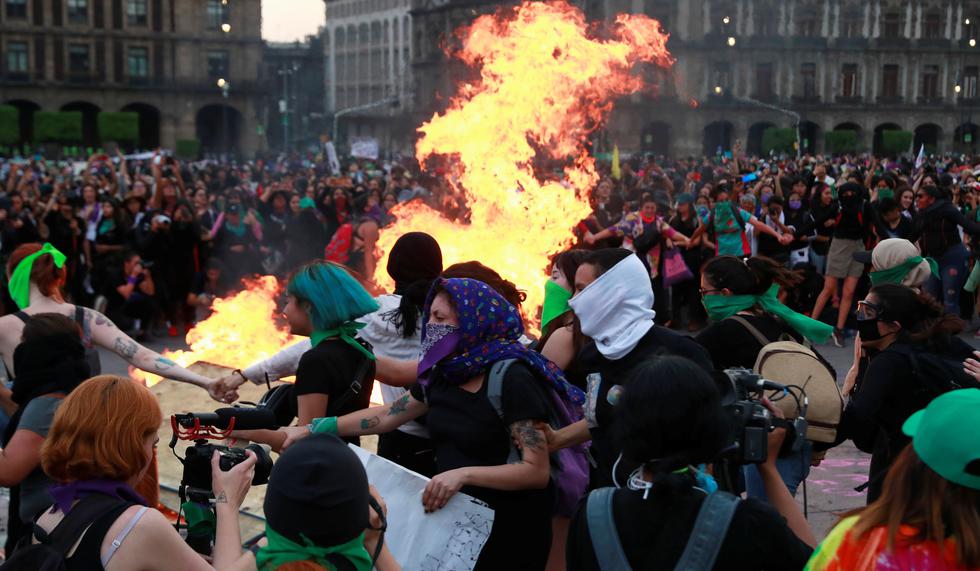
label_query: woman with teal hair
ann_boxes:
[239,261,379,450]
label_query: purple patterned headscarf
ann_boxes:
[418,278,585,415]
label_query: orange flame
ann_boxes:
[375,1,673,325]
[131,276,298,387]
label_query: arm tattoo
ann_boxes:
[113,337,139,359]
[154,356,177,371]
[214,491,228,504]
[87,308,116,329]
[360,417,380,430]
[512,420,544,452]
[387,394,410,416]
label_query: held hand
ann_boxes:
[211,450,256,509]
[584,232,596,245]
[422,468,468,513]
[534,421,561,453]
[963,350,980,382]
[206,379,239,404]
[778,233,793,245]
[280,425,312,451]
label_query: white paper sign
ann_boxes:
[349,445,494,571]
[350,138,379,160]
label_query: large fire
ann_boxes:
[375,0,673,323]
[131,276,298,387]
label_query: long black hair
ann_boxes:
[871,283,964,351]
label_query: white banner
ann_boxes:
[349,445,493,571]
[350,138,379,160]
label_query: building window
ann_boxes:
[882,64,899,97]
[207,50,228,78]
[67,0,88,23]
[801,62,817,98]
[128,46,148,79]
[68,43,90,75]
[841,17,862,38]
[5,0,27,19]
[964,66,979,99]
[841,63,858,97]
[921,65,939,99]
[756,13,777,37]
[127,0,147,26]
[754,63,773,99]
[923,13,942,39]
[798,14,819,37]
[206,0,227,30]
[882,12,902,38]
[6,41,28,74]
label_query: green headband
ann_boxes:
[702,284,834,344]
[257,526,372,571]
[869,255,939,286]
[7,243,66,309]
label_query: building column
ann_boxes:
[822,0,831,36]
[904,0,913,38]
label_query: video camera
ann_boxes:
[718,368,808,465]
[169,405,278,554]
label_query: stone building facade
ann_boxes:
[261,37,327,152]
[0,0,264,156]
[410,0,980,157]
[322,0,415,153]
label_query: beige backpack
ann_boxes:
[730,317,844,443]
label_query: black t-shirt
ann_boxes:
[695,314,803,371]
[294,340,373,444]
[578,326,714,488]
[409,361,554,511]
[567,480,813,571]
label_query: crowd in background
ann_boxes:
[3,145,980,339]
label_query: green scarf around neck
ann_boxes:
[256,526,372,571]
[8,243,66,309]
[869,255,938,286]
[541,280,573,331]
[310,321,375,360]
[702,284,834,344]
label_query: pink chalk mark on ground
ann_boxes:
[810,455,871,498]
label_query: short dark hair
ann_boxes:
[877,197,900,214]
[581,248,632,278]
[614,356,730,470]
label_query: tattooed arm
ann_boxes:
[84,308,225,398]
[279,393,428,450]
[422,419,550,512]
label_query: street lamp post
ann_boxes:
[278,64,298,152]
[730,95,803,158]
[218,78,230,156]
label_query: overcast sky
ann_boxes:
[262,0,327,42]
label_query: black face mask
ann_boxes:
[855,318,884,342]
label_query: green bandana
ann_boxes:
[180,501,215,537]
[257,526,372,571]
[299,197,316,210]
[876,188,895,201]
[310,322,375,360]
[541,280,572,331]
[869,255,939,286]
[8,243,66,309]
[702,284,834,344]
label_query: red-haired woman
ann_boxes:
[1,243,234,404]
[28,375,256,570]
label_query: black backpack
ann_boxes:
[885,343,980,400]
[1,495,128,570]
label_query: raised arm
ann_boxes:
[83,308,228,401]
[280,392,428,451]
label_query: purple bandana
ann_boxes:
[49,479,148,514]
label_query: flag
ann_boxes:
[915,144,926,170]
[611,144,621,180]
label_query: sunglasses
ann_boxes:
[855,300,883,321]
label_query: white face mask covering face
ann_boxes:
[568,254,656,360]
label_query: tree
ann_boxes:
[34,111,83,143]
[0,105,18,146]
[824,130,858,155]
[881,130,913,156]
[761,128,797,155]
[176,139,201,160]
[97,112,139,143]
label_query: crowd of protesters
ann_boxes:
[1,143,980,570]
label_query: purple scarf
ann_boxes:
[418,278,585,417]
[49,479,147,514]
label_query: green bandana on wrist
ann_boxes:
[541,280,573,331]
[8,243,66,309]
[257,526,372,571]
[702,284,834,343]
[869,255,938,286]
[310,322,375,360]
